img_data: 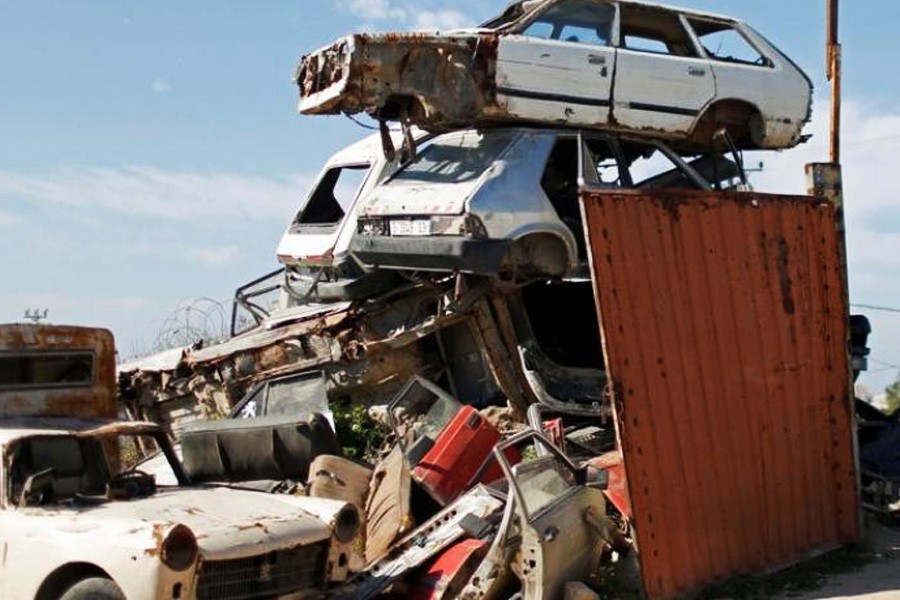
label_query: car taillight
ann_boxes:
[358,218,387,235]
[160,524,198,572]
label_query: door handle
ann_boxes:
[688,66,706,77]
[587,54,606,65]
[543,526,560,542]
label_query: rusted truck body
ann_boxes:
[296,0,812,151]
[0,324,361,600]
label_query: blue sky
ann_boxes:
[2,0,900,394]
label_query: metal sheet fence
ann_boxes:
[582,190,859,599]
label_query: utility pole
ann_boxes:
[826,0,841,164]
[806,0,843,209]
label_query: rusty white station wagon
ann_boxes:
[297,0,812,152]
[0,324,359,600]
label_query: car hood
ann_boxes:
[29,487,341,560]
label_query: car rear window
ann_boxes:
[391,131,517,185]
[0,351,94,389]
[688,19,770,66]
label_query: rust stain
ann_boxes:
[775,236,796,315]
[582,189,858,600]
[145,522,166,557]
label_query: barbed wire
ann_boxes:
[153,297,229,352]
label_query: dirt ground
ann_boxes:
[776,522,900,600]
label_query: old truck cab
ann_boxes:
[0,324,359,600]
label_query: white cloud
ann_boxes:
[335,0,473,29]
[411,9,471,31]
[0,166,310,224]
[0,208,22,226]
[338,0,407,22]
[183,244,243,270]
[152,78,172,93]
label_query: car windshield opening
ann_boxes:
[481,0,543,29]
[8,433,164,506]
[295,164,370,226]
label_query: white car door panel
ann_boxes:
[497,35,615,126]
[612,49,715,135]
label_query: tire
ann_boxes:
[58,577,126,600]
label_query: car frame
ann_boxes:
[296,0,812,152]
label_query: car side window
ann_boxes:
[621,141,702,190]
[619,5,699,57]
[688,19,771,66]
[293,164,370,226]
[520,0,614,47]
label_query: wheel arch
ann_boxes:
[35,563,114,600]
[691,97,764,148]
[506,230,575,278]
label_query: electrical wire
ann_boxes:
[851,303,900,315]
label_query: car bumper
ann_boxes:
[284,269,402,303]
[351,235,509,275]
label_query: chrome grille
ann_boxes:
[196,542,327,600]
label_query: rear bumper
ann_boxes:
[350,235,509,275]
[284,269,401,303]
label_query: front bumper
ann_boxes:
[350,235,509,275]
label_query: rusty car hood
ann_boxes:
[23,486,340,560]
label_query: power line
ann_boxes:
[851,303,900,315]
[870,358,900,371]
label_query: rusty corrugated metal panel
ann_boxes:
[581,190,859,599]
[0,324,117,420]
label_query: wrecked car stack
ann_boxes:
[110,1,869,599]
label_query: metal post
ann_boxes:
[826,0,841,164]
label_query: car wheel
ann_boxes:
[58,577,126,600]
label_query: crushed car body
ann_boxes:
[296,0,812,151]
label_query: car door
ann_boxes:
[612,4,715,136]
[496,0,617,127]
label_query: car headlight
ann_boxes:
[333,505,360,543]
[160,524,198,572]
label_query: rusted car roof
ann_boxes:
[582,189,859,599]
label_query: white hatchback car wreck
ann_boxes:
[0,324,359,600]
[351,126,733,278]
[297,0,812,152]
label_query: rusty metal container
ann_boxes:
[581,189,859,599]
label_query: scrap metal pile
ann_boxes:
[119,273,633,599]
[114,1,869,599]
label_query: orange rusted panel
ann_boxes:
[582,190,859,599]
[0,324,117,419]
